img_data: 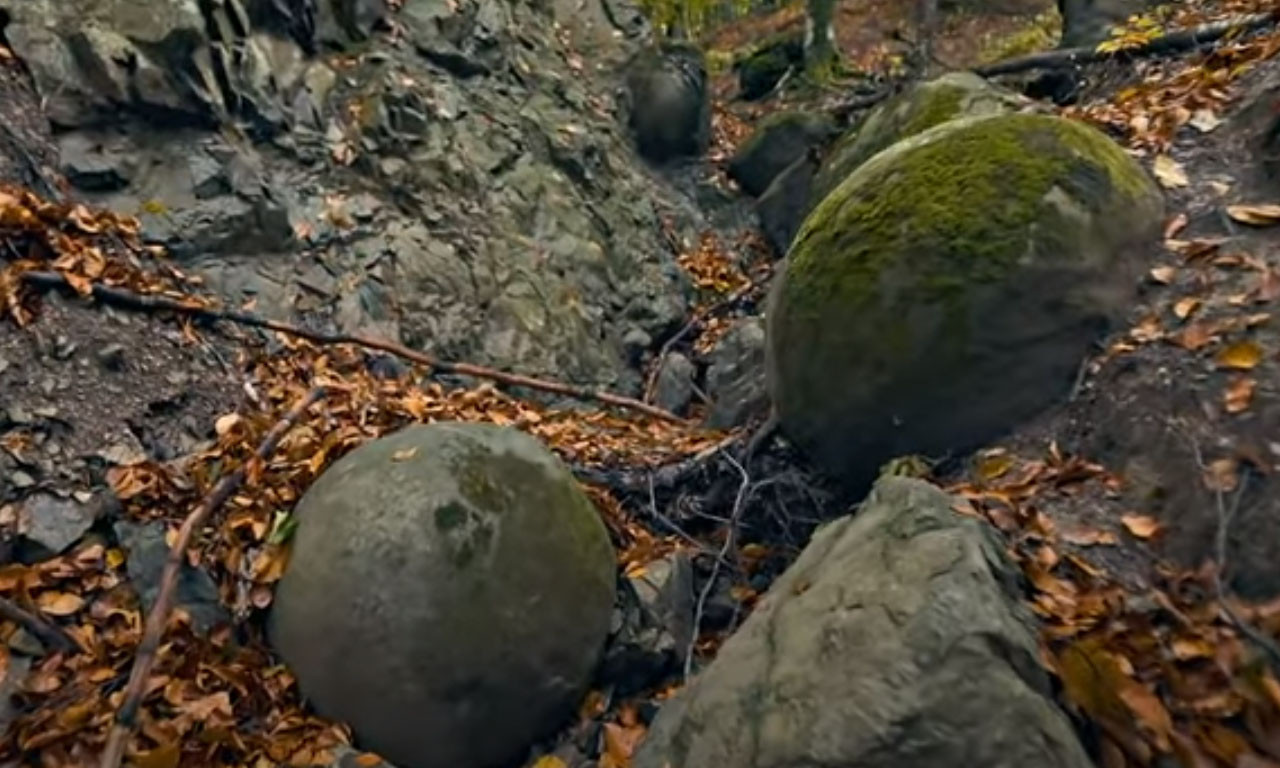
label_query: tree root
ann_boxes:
[19,270,686,424]
[0,595,76,653]
[99,387,327,768]
[976,11,1280,78]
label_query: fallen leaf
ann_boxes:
[529,758,568,768]
[1173,297,1202,320]
[1189,109,1222,132]
[1119,679,1173,749]
[1227,204,1280,226]
[214,413,242,437]
[1149,265,1177,284]
[1215,340,1263,370]
[132,742,180,768]
[1171,636,1215,661]
[1225,376,1256,413]
[1153,154,1189,188]
[1204,458,1239,493]
[975,452,1015,482]
[1121,514,1161,539]
[1170,321,1214,350]
[36,591,84,616]
[391,447,418,462]
[1163,213,1188,240]
[1063,527,1119,547]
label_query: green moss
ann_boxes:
[978,10,1062,64]
[898,83,966,139]
[785,114,1158,338]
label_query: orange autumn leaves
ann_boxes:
[954,449,1280,767]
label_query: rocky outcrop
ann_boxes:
[4,0,712,394]
[270,422,616,768]
[813,72,1030,206]
[623,43,712,164]
[768,113,1163,491]
[635,476,1092,768]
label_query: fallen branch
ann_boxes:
[643,265,774,404]
[976,11,1280,77]
[20,270,684,424]
[827,88,893,121]
[99,387,327,768]
[573,430,746,494]
[0,595,76,653]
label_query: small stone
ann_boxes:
[115,520,229,635]
[52,335,77,360]
[96,344,125,371]
[10,471,34,489]
[0,356,9,375]
[19,493,96,554]
[166,370,189,387]
[7,406,32,425]
[653,353,696,415]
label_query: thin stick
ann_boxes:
[20,271,685,425]
[99,387,327,768]
[975,11,1279,78]
[684,449,750,679]
[0,595,76,652]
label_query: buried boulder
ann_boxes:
[813,72,1031,206]
[269,422,616,768]
[623,43,711,164]
[767,113,1163,491]
[728,110,836,197]
[634,476,1092,768]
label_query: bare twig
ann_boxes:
[684,450,750,679]
[573,430,745,494]
[0,595,76,652]
[20,271,685,424]
[975,11,1280,78]
[99,387,327,768]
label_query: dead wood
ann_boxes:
[0,594,76,653]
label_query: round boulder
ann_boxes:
[623,43,711,164]
[767,113,1164,491]
[269,422,616,768]
[813,72,1030,205]
[728,110,836,197]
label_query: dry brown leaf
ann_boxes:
[1216,340,1263,370]
[391,447,418,462]
[975,452,1015,483]
[529,758,569,768]
[1171,322,1215,350]
[1149,265,1177,284]
[1173,297,1202,320]
[1163,213,1188,240]
[1121,514,1161,539]
[36,591,84,616]
[132,742,181,768]
[1153,154,1189,188]
[1119,679,1173,749]
[1227,204,1280,226]
[1225,377,1256,414]
[1062,527,1119,547]
[214,413,242,437]
[1204,458,1239,493]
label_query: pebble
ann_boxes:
[10,471,34,489]
[97,343,125,371]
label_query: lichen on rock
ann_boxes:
[767,112,1164,492]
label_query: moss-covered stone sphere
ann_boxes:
[767,113,1163,491]
[270,422,616,768]
[813,72,1030,206]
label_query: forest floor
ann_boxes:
[2,0,1280,767]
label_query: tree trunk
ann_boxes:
[917,0,938,75]
[804,0,837,81]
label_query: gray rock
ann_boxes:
[728,111,836,197]
[270,423,616,768]
[653,353,696,415]
[755,150,820,256]
[635,477,1092,768]
[114,520,229,635]
[601,550,694,696]
[59,133,137,191]
[705,318,768,429]
[629,550,694,653]
[19,494,96,555]
[0,653,32,737]
[623,44,711,164]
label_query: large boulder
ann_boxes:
[812,72,1030,206]
[755,148,822,255]
[635,476,1092,768]
[728,110,836,197]
[767,113,1163,491]
[623,43,711,164]
[734,32,803,101]
[270,423,616,768]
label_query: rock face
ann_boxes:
[270,423,616,768]
[728,111,836,197]
[5,0,709,394]
[635,476,1092,768]
[705,318,769,429]
[768,113,1163,490]
[623,43,712,164]
[755,148,822,255]
[734,33,803,101]
[813,72,1029,205]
